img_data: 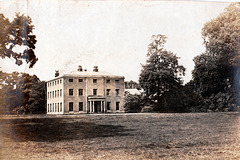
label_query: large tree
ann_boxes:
[139,34,185,111]
[0,72,45,114]
[0,13,37,67]
[192,3,240,111]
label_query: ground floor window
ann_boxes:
[107,102,111,110]
[60,103,62,112]
[116,102,120,110]
[79,102,83,111]
[69,102,73,111]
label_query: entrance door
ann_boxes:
[94,101,101,113]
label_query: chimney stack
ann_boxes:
[93,66,98,72]
[77,65,83,72]
[55,70,59,77]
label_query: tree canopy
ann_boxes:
[0,71,46,114]
[139,34,185,111]
[0,13,37,68]
[192,3,240,111]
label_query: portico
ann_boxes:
[88,97,106,113]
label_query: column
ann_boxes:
[90,101,92,113]
[93,101,95,113]
[101,101,103,113]
[103,101,107,113]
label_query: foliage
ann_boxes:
[192,3,240,111]
[0,13,37,67]
[124,80,141,89]
[0,71,46,114]
[139,34,185,111]
[124,94,143,113]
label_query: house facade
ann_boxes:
[46,66,125,114]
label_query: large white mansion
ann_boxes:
[46,66,125,114]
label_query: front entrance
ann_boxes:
[88,98,106,113]
[94,101,101,113]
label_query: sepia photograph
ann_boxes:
[0,0,240,159]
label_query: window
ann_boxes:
[115,79,119,83]
[60,89,62,97]
[93,79,97,83]
[60,103,62,112]
[79,79,83,82]
[47,104,49,112]
[106,79,110,83]
[50,104,52,112]
[106,89,111,96]
[79,89,83,96]
[57,80,59,84]
[69,89,73,96]
[50,82,51,86]
[69,102,73,111]
[52,91,54,98]
[50,92,51,99]
[53,103,55,112]
[116,89,119,96]
[107,102,111,110]
[60,79,62,84]
[116,102,120,110]
[93,89,97,95]
[79,102,83,111]
[55,90,56,97]
[69,79,73,82]
[57,90,59,97]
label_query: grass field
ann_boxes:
[1,112,240,160]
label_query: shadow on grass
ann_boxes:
[1,118,133,142]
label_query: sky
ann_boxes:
[0,0,231,83]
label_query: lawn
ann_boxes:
[1,112,240,160]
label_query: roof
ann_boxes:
[125,89,142,95]
[47,70,124,82]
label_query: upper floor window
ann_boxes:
[60,89,62,97]
[93,79,97,83]
[106,79,110,83]
[115,89,119,96]
[93,89,97,95]
[79,89,83,96]
[69,79,73,82]
[60,79,62,84]
[69,89,73,96]
[115,79,119,84]
[106,89,111,96]
[79,79,83,82]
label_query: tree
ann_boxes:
[0,71,46,114]
[192,3,240,111]
[139,34,185,111]
[124,80,141,89]
[124,94,142,113]
[0,13,37,67]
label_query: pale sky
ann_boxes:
[0,0,231,83]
